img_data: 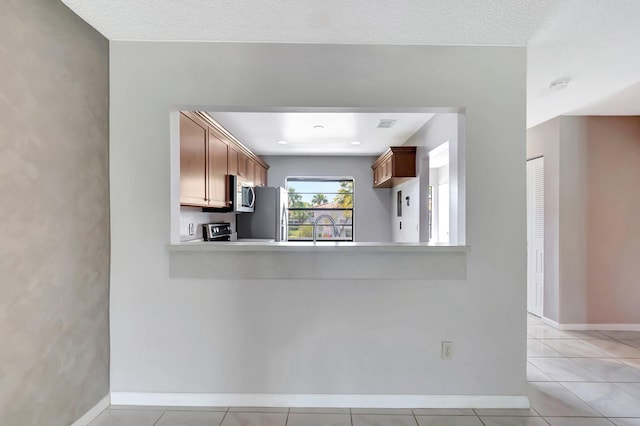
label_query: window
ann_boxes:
[286,178,354,241]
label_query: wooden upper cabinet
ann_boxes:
[371,146,417,188]
[373,163,383,186]
[208,130,229,208]
[228,146,238,176]
[255,164,268,187]
[180,113,208,206]
[228,144,268,186]
[250,160,267,186]
[180,111,270,208]
[236,150,249,179]
[247,158,256,183]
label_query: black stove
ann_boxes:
[203,223,232,241]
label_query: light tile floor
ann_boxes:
[89,315,640,425]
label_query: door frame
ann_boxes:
[526,156,544,317]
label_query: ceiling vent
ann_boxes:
[377,119,396,128]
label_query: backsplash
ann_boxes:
[180,206,236,241]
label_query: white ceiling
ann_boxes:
[62,0,640,129]
[526,0,640,126]
[210,111,434,156]
[61,0,553,45]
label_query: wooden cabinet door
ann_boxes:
[255,163,265,187]
[237,150,248,178]
[384,157,393,180]
[379,158,390,183]
[180,113,208,206]
[258,165,268,187]
[246,159,256,183]
[228,146,238,176]
[208,130,229,208]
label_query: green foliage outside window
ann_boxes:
[286,178,354,241]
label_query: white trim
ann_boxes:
[110,392,529,409]
[70,395,110,426]
[538,316,640,331]
[539,316,560,328]
[556,323,640,331]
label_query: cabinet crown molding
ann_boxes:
[193,111,269,170]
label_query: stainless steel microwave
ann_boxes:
[230,175,255,213]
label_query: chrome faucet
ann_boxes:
[313,214,339,242]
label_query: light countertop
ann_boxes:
[168,240,469,253]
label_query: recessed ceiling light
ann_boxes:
[350,141,361,145]
[549,79,570,91]
[277,140,288,145]
[313,125,324,129]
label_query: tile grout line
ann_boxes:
[218,407,229,426]
[529,313,640,420]
[152,409,167,426]
[559,379,640,419]
[476,412,486,426]
[547,347,609,419]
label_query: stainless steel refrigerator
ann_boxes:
[237,186,288,241]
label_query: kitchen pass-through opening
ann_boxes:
[169,107,466,245]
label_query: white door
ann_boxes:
[526,157,544,317]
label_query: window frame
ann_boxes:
[286,176,355,242]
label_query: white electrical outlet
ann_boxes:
[441,341,453,360]
[188,223,195,236]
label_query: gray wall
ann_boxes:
[110,42,526,403]
[263,155,391,242]
[585,117,640,324]
[529,116,640,326]
[557,117,589,324]
[0,1,110,424]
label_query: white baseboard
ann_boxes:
[71,395,110,426]
[557,323,640,331]
[110,392,529,409]
[539,316,560,328]
[538,316,640,331]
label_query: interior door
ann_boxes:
[527,157,544,317]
